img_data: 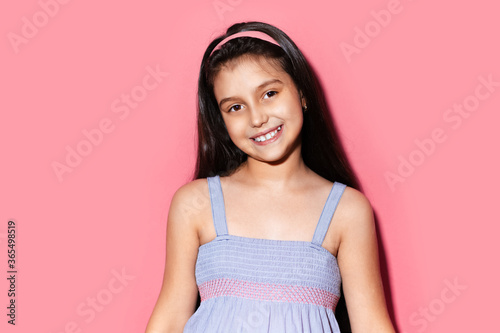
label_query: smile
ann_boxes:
[251,125,283,144]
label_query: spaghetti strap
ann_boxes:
[207,175,228,236]
[311,182,347,247]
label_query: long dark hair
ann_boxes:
[192,21,359,331]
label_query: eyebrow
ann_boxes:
[218,78,283,109]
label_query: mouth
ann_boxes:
[250,125,283,145]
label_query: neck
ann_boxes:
[235,142,310,190]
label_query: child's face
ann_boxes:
[213,55,306,163]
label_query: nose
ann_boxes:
[249,105,269,127]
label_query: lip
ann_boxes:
[250,124,282,140]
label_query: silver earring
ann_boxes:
[303,105,308,112]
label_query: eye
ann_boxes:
[264,91,278,99]
[228,104,243,112]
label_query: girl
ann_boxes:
[146,21,396,333]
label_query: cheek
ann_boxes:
[277,100,303,123]
[222,117,246,139]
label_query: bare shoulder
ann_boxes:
[168,178,211,234]
[171,178,209,204]
[337,186,373,216]
[335,185,375,239]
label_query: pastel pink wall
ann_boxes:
[1,0,498,332]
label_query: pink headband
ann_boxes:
[209,31,281,57]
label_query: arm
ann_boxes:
[145,181,202,333]
[336,188,396,333]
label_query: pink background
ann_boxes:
[1,0,499,332]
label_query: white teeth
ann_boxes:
[254,126,282,142]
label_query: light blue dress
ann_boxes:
[183,175,347,332]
